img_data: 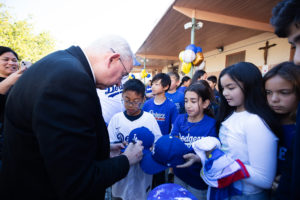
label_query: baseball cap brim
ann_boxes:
[140,149,168,175]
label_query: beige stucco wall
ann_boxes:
[162,32,292,77]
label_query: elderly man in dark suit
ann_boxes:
[0,35,143,200]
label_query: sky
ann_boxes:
[2,0,174,52]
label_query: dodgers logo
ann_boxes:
[149,110,165,121]
[105,85,123,98]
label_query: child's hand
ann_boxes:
[205,147,216,158]
[176,153,201,168]
[110,143,125,157]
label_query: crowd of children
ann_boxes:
[105,57,300,200]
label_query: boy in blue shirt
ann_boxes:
[143,73,178,188]
[166,72,185,114]
[143,73,178,136]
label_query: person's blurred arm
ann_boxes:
[0,69,25,94]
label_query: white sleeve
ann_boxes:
[243,115,278,189]
[107,114,119,142]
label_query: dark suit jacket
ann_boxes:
[0,46,129,200]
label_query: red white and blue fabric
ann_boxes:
[192,137,250,200]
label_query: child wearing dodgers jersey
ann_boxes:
[171,81,217,200]
[263,62,300,198]
[166,72,185,114]
[143,73,178,188]
[143,73,178,136]
[108,79,162,200]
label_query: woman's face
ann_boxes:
[0,52,18,77]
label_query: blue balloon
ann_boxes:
[197,46,203,53]
[146,74,151,78]
[133,57,141,66]
[185,44,197,53]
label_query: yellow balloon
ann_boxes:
[179,51,185,62]
[141,68,148,78]
[192,52,204,66]
[182,62,192,74]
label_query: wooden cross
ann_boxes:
[259,41,277,65]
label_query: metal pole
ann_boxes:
[191,18,195,44]
[143,58,146,84]
[190,18,196,75]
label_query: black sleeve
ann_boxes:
[32,68,129,199]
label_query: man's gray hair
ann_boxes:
[86,35,133,61]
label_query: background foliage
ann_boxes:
[0,3,55,63]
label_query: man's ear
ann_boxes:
[109,53,120,62]
[107,53,120,68]
[101,51,118,70]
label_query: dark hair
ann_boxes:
[185,80,214,117]
[263,61,300,122]
[191,70,207,85]
[0,46,19,60]
[216,62,282,137]
[167,72,180,81]
[151,73,171,92]
[178,76,191,88]
[207,75,217,84]
[123,79,145,98]
[271,0,300,37]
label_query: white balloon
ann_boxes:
[183,49,196,63]
[195,60,205,70]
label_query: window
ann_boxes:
[225,51,246,67]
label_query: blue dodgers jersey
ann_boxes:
[277,124,296,174]
[143,98,178,135]
[171,113,217,190]
[177,86,186,94]
[166,91,185,114]
[146,85,152,94]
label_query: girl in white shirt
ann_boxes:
[215,62,282,199]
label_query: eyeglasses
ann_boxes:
[122,99,142,107]
[110,48,129,78]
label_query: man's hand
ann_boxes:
[176,153,201,168]
[122,140,144,166]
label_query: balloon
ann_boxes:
[195,60,205,70]
[183,49,196,63]
[133,58,141,66]
[178,50,184,62]
[192,52,204,66]
[181,62,192,74]
[185,44,197,53]
[141,68,148,79]
[129,74,135,79]
[196,46,202,53]
[146,74,151,78]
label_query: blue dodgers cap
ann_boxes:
[140,135,192,175]
[128,127,155,150]
[147,183,197,200]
